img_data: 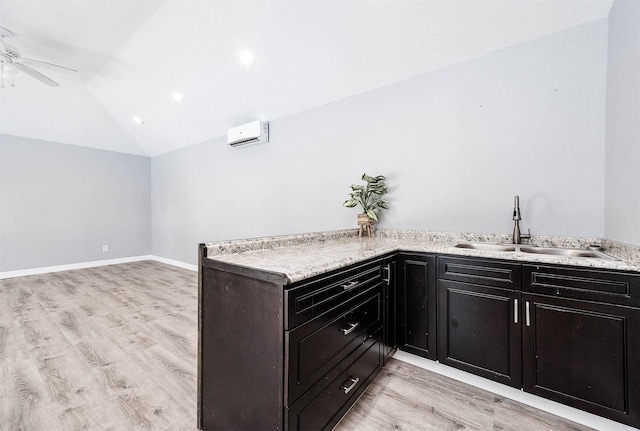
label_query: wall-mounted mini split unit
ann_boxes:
[227,120,269,147]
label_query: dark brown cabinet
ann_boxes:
[437,256,522,387]
[382,255,397,365]
[199,241,640,430]
[286,329,382,431]
[522,264,640,428]
[198,249,386,431]
[397,253,437,360]
[286,289,382,403]
[436,257,640,427]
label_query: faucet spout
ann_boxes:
[512,195,530,244]
[513,195,521,221]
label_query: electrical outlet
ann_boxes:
[103,245,109,252]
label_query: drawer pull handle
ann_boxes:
[383,264,391,285]
[514,299,518,324]
[342,377,360,394]
[341,280,359,291]
[341,322,360,335]
[525,301,531,327]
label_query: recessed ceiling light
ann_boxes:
[133,116,144,125]
[173,92,185,103]
[239,50,255,66]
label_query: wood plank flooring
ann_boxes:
[0,261,198,431]
[0,261,603,430]
[334,359,595,431]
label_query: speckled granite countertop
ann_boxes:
[204,229,640,284]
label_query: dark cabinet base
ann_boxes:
[199,251,386,431]
[397,253,437,359]
[382,256,397,366]
[286,332,382,431]
[199,266,285,431]
[437,256,522,388]
[199,244,640,431]
[437,280,522,387]
[523,293,640,428]
[437,257,640,428]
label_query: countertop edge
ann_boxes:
[202,230,640,284]
[202,256,290,285]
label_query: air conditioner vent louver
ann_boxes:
[228,121,269,147]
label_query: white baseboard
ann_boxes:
[394,351,636,431]
[0,255,154,279]
[0,255,197,279]
[149,256,197,272]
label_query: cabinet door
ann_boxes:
[437,280,522,387]
[382,256,397,365]
[522,294,640,428]
[397,253,437,360]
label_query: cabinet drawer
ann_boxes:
[439,256,521,291]
[285,259,382,330]
[286,330,381,431]
[286,291,382,404]
[523,265,640,307]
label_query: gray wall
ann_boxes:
[152,19,609,265]
[0,134,151,271]
[605,0,640,247]
[5,10,634,271]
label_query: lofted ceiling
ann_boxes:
[0,0,613,157]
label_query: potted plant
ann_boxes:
[343,173,389,236]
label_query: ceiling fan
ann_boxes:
[0,26,76,87]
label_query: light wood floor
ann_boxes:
[334,359,595,431]
[0,261,599,430]
[0,261,199,431]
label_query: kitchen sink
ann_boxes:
[453,243,618,260]
[518,246,617,260]
[453,243,516,252]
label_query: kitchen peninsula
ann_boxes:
[197,229,640,430]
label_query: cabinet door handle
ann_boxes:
[514,299,518,324]
[525,301,531,327]
[341,280,359,291]
[341,322,360,335]
[342,377,360,394]
[383,264,391,285]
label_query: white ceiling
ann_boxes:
[0,0,613,157]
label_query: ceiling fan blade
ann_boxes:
[12,62,59,86]
[19,57,76,72]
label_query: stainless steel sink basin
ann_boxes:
[454,243,516,252]
[453,243,618,260]
[518,246,617,260]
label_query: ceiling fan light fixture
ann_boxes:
[3,63,22,77]
[0,26,73,87]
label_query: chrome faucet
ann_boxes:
[512,195,531,244]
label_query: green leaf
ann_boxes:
[362,173,375,183]
[343,199,358,208]
[366,208,378,221]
